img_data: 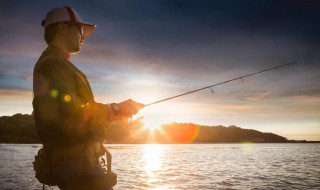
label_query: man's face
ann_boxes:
[65,23,85,54]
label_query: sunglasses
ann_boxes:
[63,22,84,36]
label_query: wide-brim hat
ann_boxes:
[42,6,96,37]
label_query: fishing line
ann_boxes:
[145,62,296,107]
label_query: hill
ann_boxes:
[0,114,288,144]
[108,121,288,143]
[0,114,39,143]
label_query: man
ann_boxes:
[33,6,144,189]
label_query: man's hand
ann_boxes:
[118,99,144,118]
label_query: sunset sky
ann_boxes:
[0,0,319,141]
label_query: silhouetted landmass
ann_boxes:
[0,114,311,144]
[0,114,40,143]
[115,122,289,144]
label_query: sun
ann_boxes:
[133,106,164,132]
[145,123,160,131]
[143,117,161,131]
[130,114,162,132]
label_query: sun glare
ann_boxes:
[143,144,164,173]
[145,123,160,131]
[135,114,162,132]
[141,144,167,189]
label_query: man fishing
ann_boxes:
[33,6,144,189]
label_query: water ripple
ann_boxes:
[0,144,320,189]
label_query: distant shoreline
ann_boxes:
[1,114,318,144]
[1,141,319,145]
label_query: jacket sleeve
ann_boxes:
[34,56,112,141]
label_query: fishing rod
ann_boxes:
[145,62,296,107]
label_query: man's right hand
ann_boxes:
[117,99,144,118]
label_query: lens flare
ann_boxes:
[63,94,72,102]
[50,89,58,98]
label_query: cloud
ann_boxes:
[0,62,33,90]
[22,72,33,82]
[0,88,32,98]
[44,0,319,98]
[0,64,14,76]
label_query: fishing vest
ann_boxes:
[32,45,116,187]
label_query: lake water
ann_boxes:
[0,143,319,190]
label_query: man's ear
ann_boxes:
[56,22,69,35]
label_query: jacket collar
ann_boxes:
[44,45,71,61]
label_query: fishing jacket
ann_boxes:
[33,45,111,168]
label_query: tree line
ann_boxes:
[107,119,288,143]
[0,114,288,144]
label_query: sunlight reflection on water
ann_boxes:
[143,144,163,173]
[142,144,167,190]
[0,144,320,190]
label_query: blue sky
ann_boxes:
[0,0,319,140]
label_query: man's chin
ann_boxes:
[70,47,81,54]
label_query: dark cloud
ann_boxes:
[1,0,319,98]
[71,0,319,86]
[91,0,320,46]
